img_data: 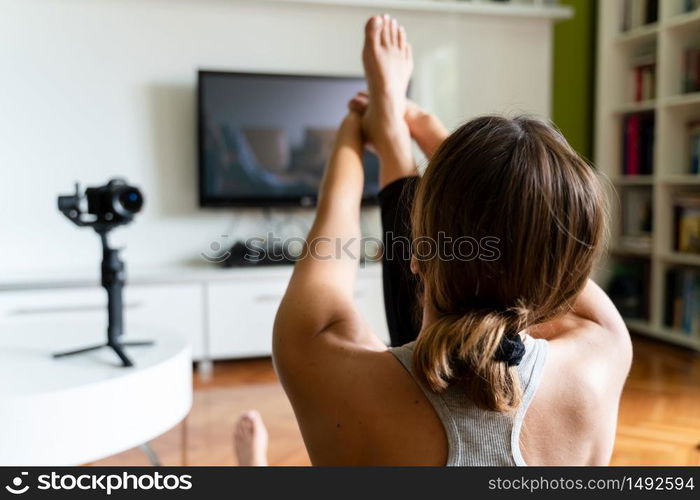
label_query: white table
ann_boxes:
[0,320,192,465]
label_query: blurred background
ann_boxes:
[0,0,698,466]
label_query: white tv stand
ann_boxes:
[0,263,390,372]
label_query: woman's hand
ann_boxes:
[348,92,449,160]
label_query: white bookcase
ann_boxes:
[595,0,700,350]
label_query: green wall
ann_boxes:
[552,0,597,160]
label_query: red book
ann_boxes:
[626,115,641,176]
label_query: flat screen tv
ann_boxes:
[198,71,380,207]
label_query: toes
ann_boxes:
[364,15,383,45]
[235,411,258,435]
[390,18,399,47]
[398,25,406,50]
[247,410,262,423]
[367,14,405,50]
[381,14,391,46]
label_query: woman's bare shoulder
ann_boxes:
[282,339,447,465]
[524,315,631,465]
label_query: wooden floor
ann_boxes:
[91,335,700,466]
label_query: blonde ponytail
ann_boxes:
[412,308,527,412]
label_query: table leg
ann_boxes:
[138,443,161,466]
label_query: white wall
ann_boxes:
[0,0,553,275]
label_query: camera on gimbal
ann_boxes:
[58,178,144,227]
[55,178,150,367]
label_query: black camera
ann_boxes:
[55,178,150,367]
[58,178,144,227]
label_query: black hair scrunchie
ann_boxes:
[494,334,525,366]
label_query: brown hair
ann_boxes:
[411,115,607,412]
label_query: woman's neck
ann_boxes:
[420,299,438,332]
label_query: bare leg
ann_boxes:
[233,410,269,466]
[361,15,416,188]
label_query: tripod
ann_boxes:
[53,229,153,367]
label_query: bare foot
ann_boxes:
[361,15,413,154]
[234,410,268,466]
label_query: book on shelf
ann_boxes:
[621,113,654,176]
[689,121,700,174]
[665,267,700,336]
[684,0,700,13]
[621,188,653,251]
[607,258,650,320]
[684,47,700,94]
[631,54,656,102]
[621,0,658,31]
[674,196,700,254]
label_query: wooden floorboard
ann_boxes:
[90,336,700,466]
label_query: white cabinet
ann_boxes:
[0,283,205,360]
[208,276,290,359]
[0,264,389,362]
[125,284,205,359]
[206,266,390,360]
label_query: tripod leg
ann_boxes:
[138,443,162,466]
[121,340,155,347]
[53,344,106,358]
[108,342,134,368]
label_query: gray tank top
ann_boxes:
[389,335,548,466]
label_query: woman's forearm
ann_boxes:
[304,113,365,278]
[297,187,363,299]
[316,118,365,215]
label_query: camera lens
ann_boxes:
[115,187,143,215]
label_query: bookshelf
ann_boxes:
[595,0,700,351]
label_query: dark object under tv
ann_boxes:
[198,71,381,207]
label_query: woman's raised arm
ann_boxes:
[273,112,385,376]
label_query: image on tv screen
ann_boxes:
[199,72,380,206]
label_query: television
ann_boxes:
[198,71,380,207]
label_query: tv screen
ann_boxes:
[198,71,380,207]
